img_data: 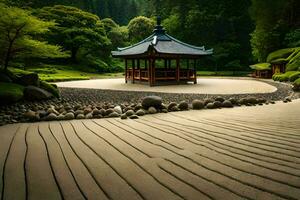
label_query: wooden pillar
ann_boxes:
[137,59,141,82]
[164,59,167,69]
[125,59,128,83]
[148,59,152,86]
[132,59,135,83]
[153,58,156,86]
[176,58,180,83]
[194,59,197,84]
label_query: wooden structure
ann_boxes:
[272,63,286,75]
[112,17,213,86]
[252,70,272,78]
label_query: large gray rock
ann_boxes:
[142,96,162,109]
[17,73,39,86]
[192,100,205,110]
[24,86,53,100]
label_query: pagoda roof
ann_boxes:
[112,17,213,58]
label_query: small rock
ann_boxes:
[204,98,213,105]
[178,101,189,110]
[85,113,93,119]
[284,97,292,102]
[129,115,139,119]
[148,107,157,114]
[170,106,180,112]
[168,102,178,111]
[136,109,145,116]
[94,114,103,119]
[75,110,84,116]
[57,114,65,120]
[222,100,233,108]
[121,114,128,120]
[108,112,120,118]
[125,110,135,117]
[114,106,123,114]
[215,96,225,103]
[213,101,222,108]
[84,107,92,115]
[76,114,85,119]
[161,109,168,113]
[142,96,162,109]
[47,107,59,116]
[228,98,237,105]
[24,110,39,121]
[206,103,215,109]
[192,100,204,110]
[45,113,57,121]
[105,108,115,116]
[64,112,75,120]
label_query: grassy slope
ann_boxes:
[10,64,124,82]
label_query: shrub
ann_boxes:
[0,82,24,104]
[267,48,295,63]
[40,81,60,98]
[289,72,300,82]
[272,71,297,82]
[293,78,300,91]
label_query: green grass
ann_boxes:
[197,71,250,76]
[0,82,24,103]
[10,64,124,82]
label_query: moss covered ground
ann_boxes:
[0,82,24,103]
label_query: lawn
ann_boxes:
[10,64,124,82]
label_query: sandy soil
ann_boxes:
[56,78,277,94]
[1,99,299,200]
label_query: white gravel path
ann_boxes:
[56,78,277,94]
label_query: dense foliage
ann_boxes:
[0,0,298,73]
[0,3,67,70]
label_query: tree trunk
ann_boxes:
[71,48,78,63]
[4,41,13,71]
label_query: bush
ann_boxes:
[289,72,300,82]
[40,81,60,98]
[272,71,297,82]
[267,48,295,63]
[293,78,300,91]
[0,82,24,104]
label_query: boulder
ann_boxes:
[148,107,157,114]
[222,100,233,108]
[142,96,162,109]
[192,100,205,110]
[24,86,53,101]
[168,102,178,111]
[136,109,146,116]
[178,101,189,110]
[17,73,39,86]
[114,106,123,114]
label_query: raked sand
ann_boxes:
[0,100,300,200]
[56,78,277,94]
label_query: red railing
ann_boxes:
[126,69,195,81]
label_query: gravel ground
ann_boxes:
[0,79,297,126]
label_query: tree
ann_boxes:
[36,5,111,63]
[128,16,155,43]
[0,3,66,70]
